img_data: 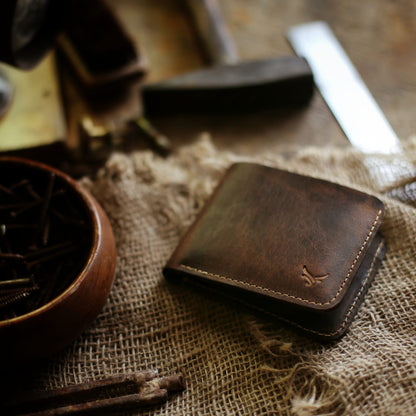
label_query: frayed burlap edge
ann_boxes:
[31,134,416,415]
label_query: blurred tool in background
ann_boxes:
[0,0,67,162]
[0,0,173,170]
[0,0,314,170]
[0,69,13,119]
[142,0,314,115]
[0,0,63,68]
[58,0,172,160]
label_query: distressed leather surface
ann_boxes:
[164,163,385,339]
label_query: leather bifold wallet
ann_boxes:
[163,163,386,339]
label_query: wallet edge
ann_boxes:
[163,234,385,340]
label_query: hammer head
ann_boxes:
[142,56,313,115]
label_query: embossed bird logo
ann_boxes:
[301,266,329,287]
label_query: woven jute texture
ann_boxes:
[37,135,416,415]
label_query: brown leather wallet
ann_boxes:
[163,163,386,340]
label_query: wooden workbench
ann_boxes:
[108,0,416,156]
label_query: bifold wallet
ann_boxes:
[163,163,386,339]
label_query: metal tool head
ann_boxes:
[0,69,13,118]
[142,56,314,115]
[0,0,65,69]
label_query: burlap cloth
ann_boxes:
[36,135,416,415]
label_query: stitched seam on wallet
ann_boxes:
[278,240,384,337]
[182,240,384,338]
[180,209,383,306]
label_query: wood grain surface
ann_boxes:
[108,0,416,155]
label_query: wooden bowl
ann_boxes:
[0,157,116,366]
